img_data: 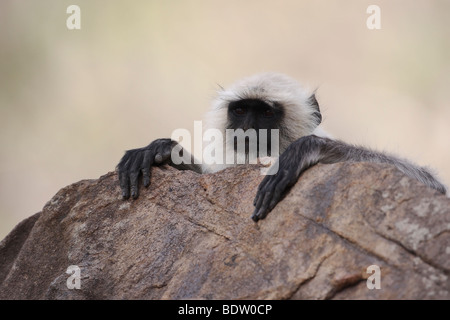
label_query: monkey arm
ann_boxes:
[252,135,446,222]
[117,138,202,199]
[252,135,325,221]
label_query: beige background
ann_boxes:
[1,0,449,240]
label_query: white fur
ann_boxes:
[202,73,324,173]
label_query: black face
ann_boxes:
[227,99,284,131]
[227,99,284,155]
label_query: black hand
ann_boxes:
[251,165,299,222]
[117,138,175,199]
[252,135,324,222]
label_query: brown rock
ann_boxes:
[0,162,449,299]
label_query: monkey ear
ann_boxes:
[308,93,322,125]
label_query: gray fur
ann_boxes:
[319,138,447,194]
[205,73,446,196]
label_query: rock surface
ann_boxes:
[0,162,449,299]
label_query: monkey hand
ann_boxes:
[117,138,176,199]
[252,165,298,222]
[252,136,321,221]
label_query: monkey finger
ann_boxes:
[130,172,140,199]
[119,171,131,199]
[154,154,163,164]
[252,191,272,221]
[252,204,268,222]
[128,150,145,199]
[254,173,282,206]
[257,174,272,191]
[154,149,172,164]
[268,175,291,212]
[253,185,263,206]
[142,167,151,187]
[253,188,265,210]
[254,179,273,207]
[142,150,153,187]
[262,172,285,194]
[253,181,265,205]
[259,190,274,219]
[253,170,290,220]
[251,205,263,221]
[252,190,265,220]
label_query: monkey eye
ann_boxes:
[233,107,247,116]
[263,109,274,117]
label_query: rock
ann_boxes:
[0,162,449,299]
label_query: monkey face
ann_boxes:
[227,99,284,130]
[227,99,283,155]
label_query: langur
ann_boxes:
[117,73,447,221]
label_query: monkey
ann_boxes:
[117,73,447,222]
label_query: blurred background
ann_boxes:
[1,0,449,240]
